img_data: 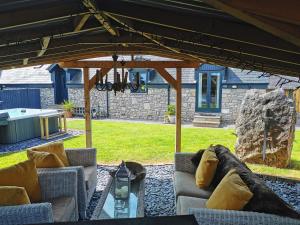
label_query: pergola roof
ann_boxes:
[0,0,300,77]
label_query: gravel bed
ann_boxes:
[86,165,299,220]
[259,175,300,212]
[0,129,83,154]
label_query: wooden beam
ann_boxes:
[89,67,112,90]
[59,60,201,68]
[97,0,299,53]
[37,36,51,57]
[153,67,177,89]
[74,14,90,31]
[216,0,300,26]
[82,0,118,36]
[175,68,182,153]
[203,0,300,47]
[23,58,28,65]
[83,67,92,148]
[104,12,203,61]
[127,22,300,67]
[0,4,89,31]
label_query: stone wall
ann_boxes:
[221,88,266,124]
[41,86,265,124]
[39,88,55,109]
[109,88,168,121]
[67,87,196,122]
[169,88,196,122]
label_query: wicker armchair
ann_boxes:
[0,170,78,225]
[38,148,97,219]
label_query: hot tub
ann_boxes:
[0,108,59,144]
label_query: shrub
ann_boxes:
[167,104,175,116]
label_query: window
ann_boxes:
[129,69,148,93]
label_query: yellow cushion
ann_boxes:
[27,150,65,168]
[206,169,253,210]
[0,186,31,206]
[31,142,70,166]
[0,160,41,202]
[195,148,219,188]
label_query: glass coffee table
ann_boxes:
[91,175,145,220]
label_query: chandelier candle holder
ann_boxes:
[95,54,144,95]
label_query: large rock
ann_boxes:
[235,89,296,168]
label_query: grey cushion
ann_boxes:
[174,171,212,199]
[177,196,207,215]
[49,197,75,222]
[84,166,97,191]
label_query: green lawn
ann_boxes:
[1,120,300,179]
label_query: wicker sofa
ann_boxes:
[174,152,300,225]
[0,170,78,225]
[38,148,97,219]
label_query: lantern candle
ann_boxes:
[114,161,131,201]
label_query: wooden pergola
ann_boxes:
[1,0,300,152]
[59,60,201,151]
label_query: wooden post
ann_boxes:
[45,118,49,139]
[175,67,182,152]
[83,67,92,148]
[40,118,44,139]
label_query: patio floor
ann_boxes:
[0,129,83,154]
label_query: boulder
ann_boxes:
[235,89,296,168]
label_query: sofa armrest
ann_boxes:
[175,153,196,174]
[38,166,87,219]
[65,148,97,166]
[0,203,53,225]
[38,170,77,201]
[188,208,300,225]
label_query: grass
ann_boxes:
[0,119,300,179]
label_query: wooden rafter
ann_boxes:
[216,0,300,26]
[59,60,201,69]
[120,22,300,67]
[0,6,89,32]
[202,0,300,47]
[82,0,118,36]
[97,0,299,53]
[37,36,51,57]
[104,12,204,62]
[153,67,178,89]
[74,14,90,31]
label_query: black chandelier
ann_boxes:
[95,54,145,95]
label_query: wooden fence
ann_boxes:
[0,89,41,110]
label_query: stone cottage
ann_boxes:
[0,55,294,126]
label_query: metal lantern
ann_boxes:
[114,161,131,200]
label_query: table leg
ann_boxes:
[40,118,44,139]
[63,115,67,133]
[45,118,49,139]
[58,116,62,132]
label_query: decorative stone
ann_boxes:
[235,89,296,168]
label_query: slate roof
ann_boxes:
[226,68,269,84]
[0,56,279,86]
[0,65,52,84]
[268,75,300,89]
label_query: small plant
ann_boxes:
[62,100,74,112]
[167,104,175,116]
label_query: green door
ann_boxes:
[196,72,222,112]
